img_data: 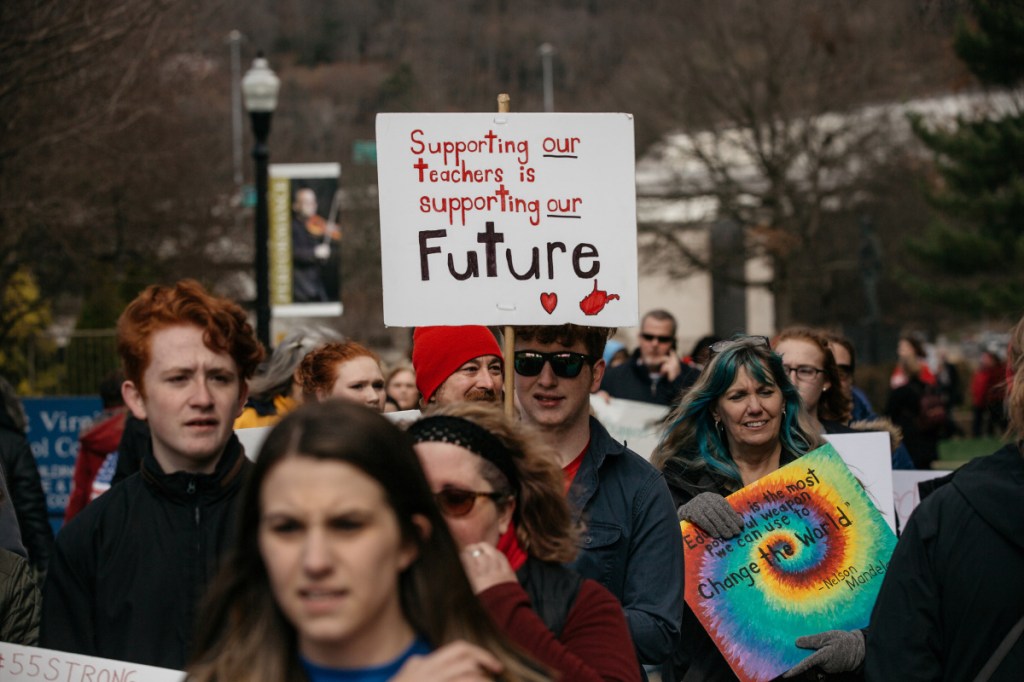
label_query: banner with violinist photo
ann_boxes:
[268,163,343,316]
[680,444,897,682]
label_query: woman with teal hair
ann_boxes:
[653,335,814,492]
[652,335,864,681]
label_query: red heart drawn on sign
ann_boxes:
[540,292,558,314]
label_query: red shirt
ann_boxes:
[497,523,527,570]
[562,440,590,494]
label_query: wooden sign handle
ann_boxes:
[497,93,515,419]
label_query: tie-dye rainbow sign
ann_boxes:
[681,443,897,682]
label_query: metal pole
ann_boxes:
[539,43,555,113]
[229,31,243,188]
[251,111,272,349]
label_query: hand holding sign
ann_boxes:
[677,492,743,538]
[784,629,866,677]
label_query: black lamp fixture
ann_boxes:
[241,53,280,349]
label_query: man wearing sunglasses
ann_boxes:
[599,309,699,406]
[514,324,683,672]
[412,325,504,407]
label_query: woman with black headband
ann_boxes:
[409,403,641,682]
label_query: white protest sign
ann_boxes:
[376,113,639,327]
[892,469,949,525]
[235,409,423,463]
[824,431,896,533]
[589,395,669,461]
[384,409,423,427]
[0,642,184,682]
[236,426,272,462]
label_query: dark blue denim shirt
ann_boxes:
[567,417,684,666]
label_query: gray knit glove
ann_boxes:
[783,629,865,677]
[676,492,743,539]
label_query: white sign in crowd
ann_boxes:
[0,643,183,682]
[376,113,639,327]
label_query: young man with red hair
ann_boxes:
[41,280,264,669]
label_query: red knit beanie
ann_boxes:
[412,326,503,402]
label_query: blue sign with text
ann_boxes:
[23,397,103,532]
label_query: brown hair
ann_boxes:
[386,364,415,386]
[775,327,851,423]
[117,279,264,393]
[901,335,927,359]
[188,401,548,682]
[419,402,579,563]
[294,341,380,401]
[642,309,677,337]
[825,332,856,374]
[1006,316,1024,440]
[514,324,613,360]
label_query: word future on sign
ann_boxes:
[376,113,639,327]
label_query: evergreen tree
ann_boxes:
[907,0,1024,316]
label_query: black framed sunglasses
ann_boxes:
[709,335,771,357]
[434,487,507,517]
[641,332,674,344]
[513,350,596,378]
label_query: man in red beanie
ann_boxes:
[412,325,504,408]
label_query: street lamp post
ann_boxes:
[241,53,280,350]
[538,43,555,113]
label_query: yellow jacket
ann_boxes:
[234,395,298,430]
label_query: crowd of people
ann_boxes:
[0,283,1020,682]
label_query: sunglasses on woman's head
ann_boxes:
[513,350,595,378]
[433,487,507,517]
[708,335,771,357]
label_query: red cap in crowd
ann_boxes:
[412,326,502,402]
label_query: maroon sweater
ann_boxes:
[479,578,641,682]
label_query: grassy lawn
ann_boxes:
[935,436,1007,467]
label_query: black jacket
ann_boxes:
[600,350,700,406]
[0,464,27,558]
[1,545,41,644]
[0,409,54,574]
[40,435,250,669]
[884,377,939,469]
[865,443,1024,681]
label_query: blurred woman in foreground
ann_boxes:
[653,336,864,681]
[409,403,640,682]
[296,341,387,412]
[188,401,549,682]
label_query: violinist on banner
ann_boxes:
[291,186,341,303]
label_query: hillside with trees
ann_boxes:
[1,0,997,390]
